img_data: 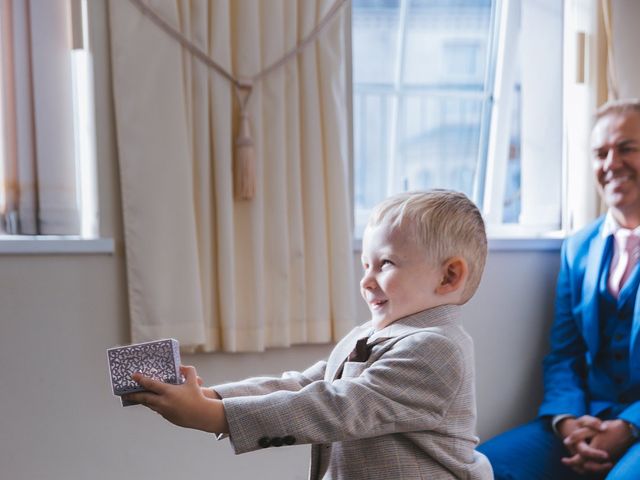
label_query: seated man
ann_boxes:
[479,99,640,479]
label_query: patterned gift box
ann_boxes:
[107,338,182,406]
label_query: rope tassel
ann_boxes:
[129,0,349,202]
[234,112,256,200]
[234,89,256,200]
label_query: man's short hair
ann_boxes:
[367,189,487,304]
[595,98,640,122]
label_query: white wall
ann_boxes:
[0,2,564,479]
[0,250,558,480]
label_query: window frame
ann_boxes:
[350,0,566,243]
[0,0,106,250]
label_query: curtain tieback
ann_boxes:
[128,0,348,201]
[234,85,256,200]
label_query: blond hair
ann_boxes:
[367,190,487,304]
[595,98,640,123]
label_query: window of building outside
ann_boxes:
[352,0,563,239]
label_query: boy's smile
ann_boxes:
[360,221,443,330]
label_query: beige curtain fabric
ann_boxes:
[564,0,612,231]
[109,0,357,352]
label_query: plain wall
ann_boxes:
[8,1,632,478]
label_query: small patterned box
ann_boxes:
[107,338,182,406]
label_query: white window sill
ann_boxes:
[0,235,115,255]
[487,236,563,251]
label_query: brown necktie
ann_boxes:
[334,336,391,379]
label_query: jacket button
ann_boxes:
[258,437,271,448]
[271,437,284,447]
[283,435,296,445]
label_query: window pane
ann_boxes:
[352,0,401,84]
[403,0,491,86]
[397,96,483,193]
[352,0,494,237]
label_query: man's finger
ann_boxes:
[574,441,610,461]
[561,453,583,467]
[575,415,607,431]
[564,427,599,445]
[582,460,613,473]
[561,454,586,474]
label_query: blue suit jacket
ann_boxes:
[538,216,640,427]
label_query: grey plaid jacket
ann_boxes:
[214,305,493,479]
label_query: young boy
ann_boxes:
[125,190,493,479]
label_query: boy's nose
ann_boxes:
[360,271,376,290]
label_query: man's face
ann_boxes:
[360,221,442,330]
[592,111,640,225]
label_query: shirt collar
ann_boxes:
[601,211,640,238]
[369,304,461,340]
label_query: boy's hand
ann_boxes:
[124,365,228,434]
[202,386,222,400]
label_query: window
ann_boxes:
[0,0,98,238]
[352,0,563,238]
[442,40,482,78]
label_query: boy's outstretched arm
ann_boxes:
[124,365,229,434]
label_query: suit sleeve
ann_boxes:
[619,402,640,429]
[538,239,589,418]
[211,360,327,399]
[222,332,465,454]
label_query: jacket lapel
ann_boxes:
[326,324,371,381]
[581,232,610,356]
[632,275,640,375]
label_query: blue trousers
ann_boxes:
[477,419,640,480]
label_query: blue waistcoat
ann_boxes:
[590,239,640,415]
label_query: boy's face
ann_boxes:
[360,221,443,330]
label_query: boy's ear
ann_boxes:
[436,257,467,295]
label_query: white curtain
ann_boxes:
[0,0,81,235]
[109,0,357,352]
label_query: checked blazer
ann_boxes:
[213,304,493,479]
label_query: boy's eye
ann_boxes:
[381,259,393,267]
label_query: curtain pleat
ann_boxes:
[109,0,356,352]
